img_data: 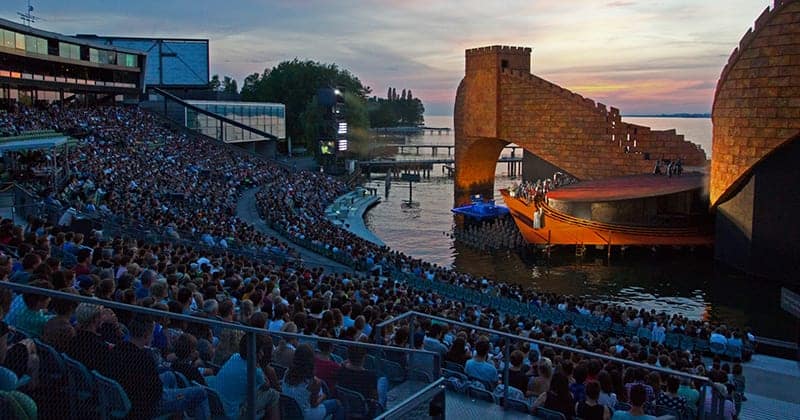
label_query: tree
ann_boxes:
[209,74,221,91]
[240,72,264,98]
[367,86,425,128]
[222,76,238,94]
[240,59,371,150]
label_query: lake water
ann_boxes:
[363,115,796,342]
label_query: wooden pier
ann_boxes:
[371,126,452,135]
[394,144,521,157]
[359,157,522,179]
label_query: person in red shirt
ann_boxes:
[314,339,341,395]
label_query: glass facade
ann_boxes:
[58,42,80,60]
[186,101,286,143]
[1,26,140,68]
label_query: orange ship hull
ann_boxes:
[500,189,713,246]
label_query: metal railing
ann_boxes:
[376,310,725,419]
[0,281,441,420]
[374,378,446,420]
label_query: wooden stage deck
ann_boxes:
[547,172,706,202]
[501,188,713,246]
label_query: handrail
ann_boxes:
[373,378,446,420]
[148,87,278,141]
[0,282,440,358]
[377,310,710,383]
[376,310,721,419]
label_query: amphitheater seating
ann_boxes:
[93,370,131,419]
[504,397,532,414]
[32,339,66,387]
[534,407,567,420]
[336,384,384,419]
[62,352,98,418]
[191,381,226,419]
[467,385,496,404]
[278,394,303,419]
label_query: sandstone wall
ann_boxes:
[711,0,800,206]
[455,45,707,203]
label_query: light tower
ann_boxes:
[17,0,42,27]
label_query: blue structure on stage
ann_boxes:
[451,195,509,221]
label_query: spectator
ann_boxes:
[612,384,655,420]
[656,376,687,418]
[314,340,341,395]
[283,343,345,420]
[336,344,389,411]
[64,303,114,372]
[8,280,54,337]
[464,339,498,388]
[597,370,618,410]
[444,336,470,367]
[507,349,529,393]
[105,316,210,420]
[211,334,279,419]
[576,380,611,420]
[40,288,78,352]
[529,357,553,397]
[532,372,574,419]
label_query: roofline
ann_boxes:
[186,100,285,107]
[75,34,209,43]
[0,17,145,56]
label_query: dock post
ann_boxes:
[607,231,612,263]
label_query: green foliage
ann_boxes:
[209,74,238,94]
[222,76,238,94]
[367,86,425,127]
[344,91,371,156]
[209,74,221,91]
[239,59,371,148]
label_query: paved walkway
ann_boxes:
[324,188,385,246]
[235,188,352,273]
[739,354,800,419]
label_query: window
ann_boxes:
[24,35,46,54]
[59,42,80,60]
[89,48,99,63]
[15,33,25,50]
[1,30,16,49]
[120,53,137,67]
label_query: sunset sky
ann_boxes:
[1,0,774,114]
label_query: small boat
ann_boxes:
[451,194,510,221]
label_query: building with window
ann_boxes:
[185,101,286,156]
[0,17,145,103]
[74,35,209,89]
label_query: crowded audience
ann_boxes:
[0,102,752,419]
